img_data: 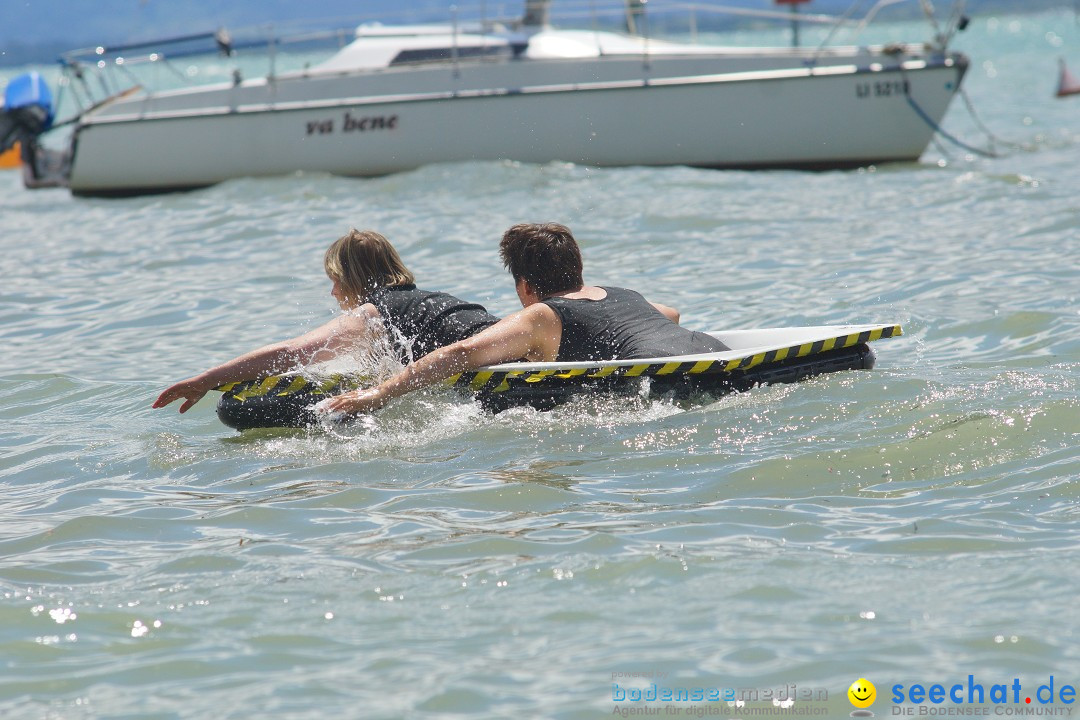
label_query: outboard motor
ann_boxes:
[1,71,68,187]
[0,71,55,160]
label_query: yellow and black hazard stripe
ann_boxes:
[448,325,901,394]
[214,374,361,402]
[213,326,901,400]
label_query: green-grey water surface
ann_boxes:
[1,9,1078,719]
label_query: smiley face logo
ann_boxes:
[848,678,876,709]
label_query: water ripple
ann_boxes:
[2,15,1080,715]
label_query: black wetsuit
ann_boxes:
[542,286,727,362]
[368,284,498,363]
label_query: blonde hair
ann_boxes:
[324,229,415,307]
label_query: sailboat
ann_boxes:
[1056,58,1080,97]
[2,0,971,196]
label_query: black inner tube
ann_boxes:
[215,344,875,431]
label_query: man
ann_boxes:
[319,223,725,415]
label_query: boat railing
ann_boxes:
[532,0,955,46]
[56,24,363,117]
[48,0,962,124]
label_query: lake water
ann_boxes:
[1,7,1078,719]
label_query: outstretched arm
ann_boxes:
[318,303,561,416]
[153,305,380,413]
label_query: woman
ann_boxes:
[152,229,498,413]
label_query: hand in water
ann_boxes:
[153,377,210,413]
[316,386,389,416]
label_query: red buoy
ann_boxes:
[1056,58,1080,98]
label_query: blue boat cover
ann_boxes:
[3,72,54,128]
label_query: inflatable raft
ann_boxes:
[214,323,901,430]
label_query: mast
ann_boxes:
[774,0,811,48]
[522,0,551,27]
[625,0,647,35]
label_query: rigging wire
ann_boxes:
[958,87,1032,153]
[900,65,998,159]
[906,92,999,158]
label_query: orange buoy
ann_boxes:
[0,141,20,169]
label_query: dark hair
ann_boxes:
[498,223,584,297]
[324,229,414,307]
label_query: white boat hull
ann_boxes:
[67,53,966,195]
